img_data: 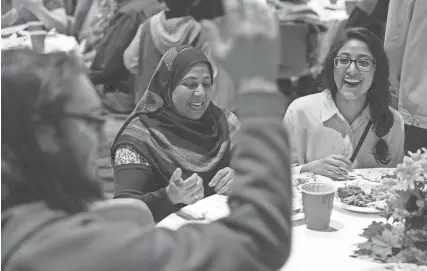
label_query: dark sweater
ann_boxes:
[113,150,231,222]
[2,87,292,271]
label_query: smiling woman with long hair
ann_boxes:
[283,27,404,180]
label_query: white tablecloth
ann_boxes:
[158,169,394,271]
[282,207,384,271]
[158,197,384,271]
[2,28,79,54]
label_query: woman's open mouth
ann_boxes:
[188,101,205,110]
[343,78,362,88]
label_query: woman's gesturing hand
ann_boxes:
[201,0,280,86]
[209,167,235,196]
[303,154,353,180]
[167,168,205,205]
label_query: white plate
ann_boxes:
[334,177,388,214]
[1,24,28,37]
[292,211,305,222]
[348,168,397,183]
[334,199,384,214]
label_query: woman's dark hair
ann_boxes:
[1,49,101,213]
[323,27,393,165]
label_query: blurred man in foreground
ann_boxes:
[1,0,293,270]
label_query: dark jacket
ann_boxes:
[1,86,292,271]
[113,147,230,222]
[346,0,390,40]
[90,0,163,91]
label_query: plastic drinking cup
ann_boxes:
[30,31,47,52]
[301,182,336,231]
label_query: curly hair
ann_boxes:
[323,27,394,164]
[1,49,102,213]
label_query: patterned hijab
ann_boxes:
[110,46,240,180]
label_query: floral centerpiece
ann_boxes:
[353,148,427,265]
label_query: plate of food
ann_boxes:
[364,263,427,271]
[335,183,390,214]
[346,168,398,183]
[292,186,305,221]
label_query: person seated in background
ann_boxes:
[123,0,207,104]
[385,0,427,153]
[345,0,389,41]
[111,46,240,222]
[71,0,117,64]
[1,0,68,33]
[63,0,77,15]
[284,27,404,180]
[89,0,163,114]
[123,0,236,112]
[1,0,293,270]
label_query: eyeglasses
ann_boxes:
[334,56,376,72]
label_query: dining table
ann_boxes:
[1,23,80,55]
[157,168,396,271]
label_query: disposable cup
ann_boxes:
[30,31,47,52]
[301,182,336,231]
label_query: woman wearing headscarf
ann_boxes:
[110,45,240,222]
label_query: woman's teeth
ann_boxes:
[344,78,361,87]
[189,102,203,109]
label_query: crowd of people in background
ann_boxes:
[2,0,427,270]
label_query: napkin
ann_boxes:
[44,34,79,53]
[275,1,328,32]
[1,33,31,50]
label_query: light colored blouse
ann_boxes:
[283,89,405,174]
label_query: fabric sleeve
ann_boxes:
[113,145,180,222]
[123,23,144,74]
[15,82,292,271]
[283,103,300,167]
[114,145,151,166]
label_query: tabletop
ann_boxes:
[2,24,79,53]
[157,169,396,271]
